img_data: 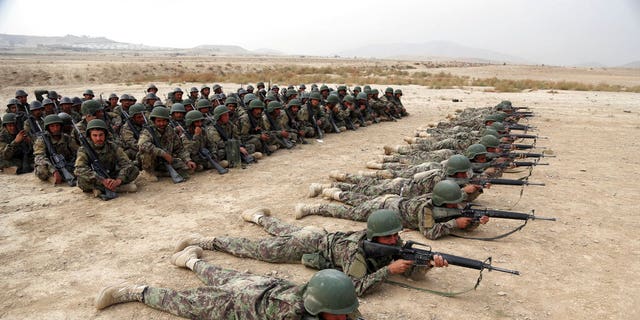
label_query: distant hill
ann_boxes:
[337,40,531,64]
[190,44,251,55]
[619,60,640,68]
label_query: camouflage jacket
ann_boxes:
[207,121,240,150]
[0,128,32,162]
[138,125,191,161]
[23,115,44,141]
[181,127,216,161]
[237,113,266,141]
[74,140,134,181]
[33,133,78,168]
[400,195,478,240]
[297,103,325,126]
[119,121,143,155]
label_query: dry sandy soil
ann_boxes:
[0,55,639,319]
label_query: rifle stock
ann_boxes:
[72,122,118,200]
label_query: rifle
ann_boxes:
[471,177,545,187]
[171,119,228,175]
[120,110,140,140]
[40,131,76,186]
[499,152,555,159]
[506,133,547,139]
[284,108,307,144]
[247,112,272,156]
[499,143,544,150]
[72,122,118,200]
[26,115,43,138]
[264,113,294,149]
[212,122,255,164]
[506,124,536,131]
[141,115,186,183]
[363,240,520,275]
[326,107,341,133]
[311,114,324,141]
[435,203,556,223]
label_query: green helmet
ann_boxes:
[372,89,379,95]
[7,98,19,107]
[147,84,158,92]
[319,85,329,92]
[309,91,322,101]
[200,84,210,91]
[363,85,371,92]
[83,89,95,96]
[185,110,204,126]
[249,99,265,110]
[15,89,28,98]
[490,121,506,133]
[2,113,17,124]
[326,95,340,105]
[337,85,347,92]
[287,99,302,108]
[81,100,103,116]
[196,99,212,110]
[243,93,258,105]
[480,135,500,148]
[385,87,394,94]
[303,269,358,316]
[43,114,63,128]
[266,101,282,113]
[432,180,464,206]
[86,119,108,136]
[150,106,170,120]
[343,95,354,103]
[128,103,146,116]
[256,82,265,88]
[170,103,186,114]
[225,96,238,106]
[353,86,362,92]
[29,100,44,111]
[265,92,277,101]
[366,209,403,241]
[494,112,508,122]
[356,92,368,100]
[483,114,499,124]
[394,89,403,95]
[213,105,230,121]
[182,98,194,107]
[464,143,488,159]
[445,154,472,176]
[482,128,500,138]
[42,98,54,106]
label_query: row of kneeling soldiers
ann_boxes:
[0,83,408,199]
[93,100,553,319]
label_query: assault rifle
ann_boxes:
[326,107,341,133]
[120,110,140,140]
[505,133,547,140]
[470,177,545,187]
[311,114,324,141]
[434,203,556,223]
[506,124,536,131]
[72,122,118,200]
[363,240,520,275]
[247,112,272,156]
[499,152,555,159]
[142,115,185,183]
[40,130,76,186]
[499,143,544,151]
[283,108,307,144]
[264,113,294,149]
[170,120,228,175]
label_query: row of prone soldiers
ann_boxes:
[0,83,408,200]
[94,100,549,319]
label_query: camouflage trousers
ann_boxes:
[332,178,410,200]
[396,138,469,154]
[34,163,54,181]
[212,216,326,263]
[313,195,415,228]
[0,158,33,174]
[77,166,139,192]
[139,153,190,177]
[381,149,455,166]
[143,260,296,319]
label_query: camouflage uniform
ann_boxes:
[206,216,409,296]
[263,112,297,148]
[237,113,269,153]
[74,140,138,193]
[141,260,361,319]
[181,128,217,171]
[379,149,455,167]
[23,116,44,141]
[297,103,326,137]
[0,128,33,172]
[33,133,78,181]
[392,136,475,155]
[119,121,143,161]
[306,194,478,240]
[138,125,192,176]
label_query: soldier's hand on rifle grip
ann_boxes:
[162,152,173,164]
[479,216,490,224]
[260,133,269,141]
[430,254,449,268]
[463,184,483,194]
[280,130,289,139]
[456,217,473,229]
[388,259,414,274]
[14,130,25,143]
[187,160,197,170]
[240,146,249,155]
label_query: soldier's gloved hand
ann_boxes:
[430,254,449,268]
[388,259,413,274]
[456,217,472,229]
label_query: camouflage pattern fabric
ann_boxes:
[33,133,78,180]
[0,128,33,171]
[119,122,143,161]
[74,140,138,192]
[138,125,191,174]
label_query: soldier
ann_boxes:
[379,87,400,119]
[59,97,82,123]
[23,101,45,141]
[5,98,27,131]
[71,97,83,115]
[15,89,30,113]
[208,105,258,166]
[194,99,213,127]
[95,253,361,320]
[138,107,196,181]
[325,95,347,133]
[263,101,296,150]
[355,92,375,125]
[142,93,160,113]
[212,84,223,95]
[246,84,255,94]
[297,180,490,240]
[175,209,448,297]
[298,83,306,94]
[119,104,146,161]
[146,84,158,95]
[33,115,78,184]
[166,87,183,107]
[340,95,360,129]
[0,113,34,174]
[394,89,409,116]
[188,87,199,101]
[298,91,327,138]
[74,119,139,198]
[107,93,119,112]
[82,89,95,101]
[384,131,477,155]
[238,100,274,155]
[42,98,56,116]
[181,110,221,171]
[199,84,210,100]
[169,103,187,132]
[72,100,105,145]
[283,99,307,141]
[181,98,195,112]
[369,89,394,122]
[319,85,330,102]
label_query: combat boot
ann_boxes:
[383,145,398,155]
[366,161,384,169]
[308,183,332,197]
[174,236,216,253]
[252,152,263,160]
[329,170,347,181]
[295,203,322,219]
[137,170,159,183]
[2,166,18,175]
[241,207,271,224]
[267,145,278,152]
[403,137,418,144]
[219,160,229,168]
[95,284,147,310]
[417,131,430,138]
[116,182,137,193]
[376,170,394,179]
[321,188,342,201]
[171,245,203,268]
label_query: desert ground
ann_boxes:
[0,54,639,319]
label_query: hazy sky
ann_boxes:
[0,0,638,66]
